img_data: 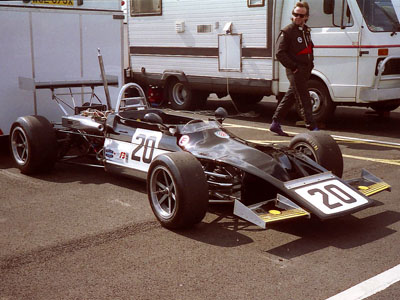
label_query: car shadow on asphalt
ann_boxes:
[265,210,400,260]
[169,204,261,247]
[175,200,400,255]
[0,148,147,193]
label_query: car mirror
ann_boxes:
[215,107,228,123]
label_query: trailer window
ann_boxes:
[307,0,354,28]
[131,0,161,16]
[248,0,265,7]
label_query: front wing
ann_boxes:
[234,169,391,228]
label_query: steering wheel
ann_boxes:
[181,119,206,132]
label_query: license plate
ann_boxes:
[31,0,74,6]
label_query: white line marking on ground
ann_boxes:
[332,135,400,147]
[343,154,400,166]
[225,123,400,148]
[326,264,400,300]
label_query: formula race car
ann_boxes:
[9,83,392,229]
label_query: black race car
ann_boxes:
[9,83,391,229]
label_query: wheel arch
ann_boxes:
[161,71,188,87]
[310,70,334,102]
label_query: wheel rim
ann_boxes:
[149,165,177,219]
[309,89,322,113]
[11,127,29,165]
[293,142,318,162]
[172,82,187,106]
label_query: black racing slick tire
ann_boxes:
[147,152,209,229]
[289,131,343,178]
[10,115,57,175]
[168,79,195,110]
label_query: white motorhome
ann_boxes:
[0,0,124,136]
[127,0,400,122]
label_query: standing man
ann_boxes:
[270,1,317,136]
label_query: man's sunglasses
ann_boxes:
[293,13,306,18]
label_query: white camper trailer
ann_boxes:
[0,0,124,136]
[127,0,400,122]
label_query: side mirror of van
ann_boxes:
[323,0,334,14]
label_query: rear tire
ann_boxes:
[147,152,209,229]
[289,132,343,178]
[168,79,195,110]
[10,115,57,174]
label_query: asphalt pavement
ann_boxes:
[0,98,399,300]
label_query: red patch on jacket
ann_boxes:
[296,43,313,55]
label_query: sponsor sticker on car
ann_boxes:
[215,130,229,139]
[104,129,168,172]
[179,135,190,147]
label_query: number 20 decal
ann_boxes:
[131,134,157,163]
[294,179,368,214]
[308,184,357,209]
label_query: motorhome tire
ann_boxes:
[10,115,57,174]
[168,79,195,110]
[147,152,209,229]
[308,79,335,123]
[289,132,343,178]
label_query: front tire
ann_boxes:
[147,152,209,229]
[289,132,343,178]
[10,115,57,174]
[307,79,336,123]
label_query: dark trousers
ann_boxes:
[272,67,316,130]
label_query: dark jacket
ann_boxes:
[276,22,314,71]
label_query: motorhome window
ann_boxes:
[131,0,161,16]
[356,0,400,32]
[247,0,265,7]
[332,0,353,27]
[307,0,353,28]
[307,0,335,27]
